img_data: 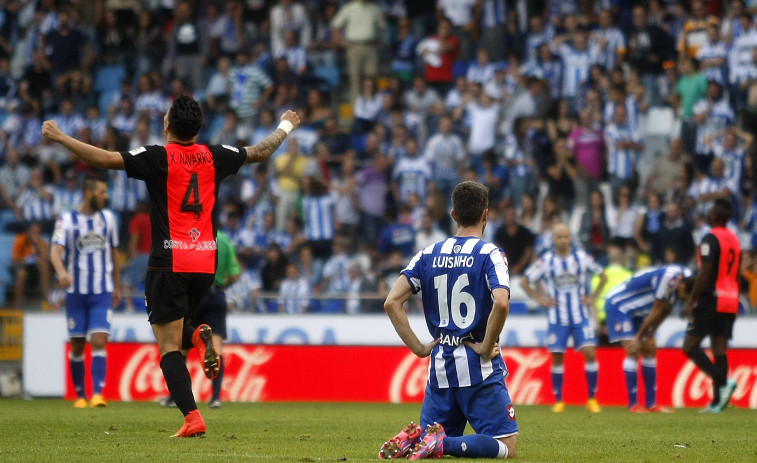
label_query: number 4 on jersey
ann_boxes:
[181,173,203,219]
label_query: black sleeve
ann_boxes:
[120,145,164,181]
[699,233,720,264]
[209,144,247,179]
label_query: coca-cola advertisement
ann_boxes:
[64,344,757,409]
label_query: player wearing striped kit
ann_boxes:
[381,181,517,460]
[522,223,607,413]
[605,265,692,412]
[50,175,121,408]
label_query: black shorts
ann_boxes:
[145,271,214,324]
[193,285,228,339]
[687,300,736,339]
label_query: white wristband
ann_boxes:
[277,120,294,135]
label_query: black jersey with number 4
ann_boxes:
[120,143,246,274]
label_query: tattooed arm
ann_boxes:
[244,110,301,164]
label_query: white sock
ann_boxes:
[496,440,509,459]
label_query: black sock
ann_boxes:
[211,355,224,401]
[687,347,718,379]
[182,324,196,350]
[714,355,728,388]
[160,351,197,416]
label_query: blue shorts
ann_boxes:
[65,292,113,338]
[605,300,646,343]
[547,318,596,352]
[420,373,519,439]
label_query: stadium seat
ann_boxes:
[312,65,340,90]
[93,64,126,95]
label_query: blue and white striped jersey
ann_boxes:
[603,97,639,130]
[52,209,119,295]
[605,265,691,316]
[402,237,510,389]
[479,0,507,28]
[525,248,604,326]
[712,142,745,192]
[604,123,641,179]
[278,277,311,313]
[697,41,727,84]
[693,99,734,155]
[17,185,55,222]
[53,187,83,215]
[109,170,147,212]
[593,26,626,71]
[302,194,335,241]
[558,43,601,97]
[393,156,432,202]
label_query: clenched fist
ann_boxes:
[41,120,64,143]
[280,110,301,130]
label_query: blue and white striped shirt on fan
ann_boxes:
[604,123,641,180]
[302,194,335,241]
[558,43,601,97]
[52,209,119,295]
[480,0,507,28]
[525,248,603,327]
[53,188,83,215]
[402,237,510,389]
[17,185,55,222]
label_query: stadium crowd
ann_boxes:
[1,0,757,321]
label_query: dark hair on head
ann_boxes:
[452,181,489,227]
[82,173,107,193]
[683,275,696,294]
[168,94,204,140]
[711,198,733,225]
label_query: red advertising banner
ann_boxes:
[64,344,757,409]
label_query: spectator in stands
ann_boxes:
[689,158,736,219]
[274,137,307,231]
[592,9,626,72]
[546,98,577,143]
[546,137,578,213]
[211,110,247,146]
[707,127,751,195]
[697,21,727,86]
[44,7,93,83]
[678,0,711,59]
[355,152,389,245]
[163,1,205,92]
[205,56,233,113]
[633,192,665,263]
[424,115,465,201]
[353,77,382,134]
[135,9,166,77]
[389,18,417,84]
[657,200,696,265]
[505,117,537,205]
[209,0,246,59]
[494,202,534,276]
[331,0,386,102]
[555,28,601,111]
[119,199,151,312]
[579,189,612,261]
[15,167,55,232]
[378,205,415,259]
[693,81,735,173]
[278,262,311,314]
[392,138,431,205]
[604,104,643,198]
[330,155,359,237]
[309,1,339,69]
[457,85,498,167]
[275,30,308,76]
[322,235,351,312]
[416,17,458,95]
[414,212,446,253]
[0,148,30,212]
[645,138,686,198]
[270,0,312,57]
[53,169,82,216]
[676,55,709,154]
[628,4,674,107]
[301,176,335,260]
[228,49,274,127]
[261,243,289,303]
[297,244,323,293]
[607,185,639,257]
[12,221,50,310]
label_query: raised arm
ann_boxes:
[42,121,125,170]
[243,110,301,165]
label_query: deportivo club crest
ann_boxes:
[189,228,200,242]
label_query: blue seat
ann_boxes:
[94,64,126,94]
[313,65,340,89]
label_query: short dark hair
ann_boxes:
[711,198,733,225]
[452,181,489,227]
[168,94,204,140]
[82,173,106,194]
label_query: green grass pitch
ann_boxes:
[0,399,755,462]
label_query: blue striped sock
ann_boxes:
[443,435,503,458]
[70,353,86,398]
[641,358,657,408]
[91,350,107,395]
[551,366,564,401]
[623,357,638,407]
